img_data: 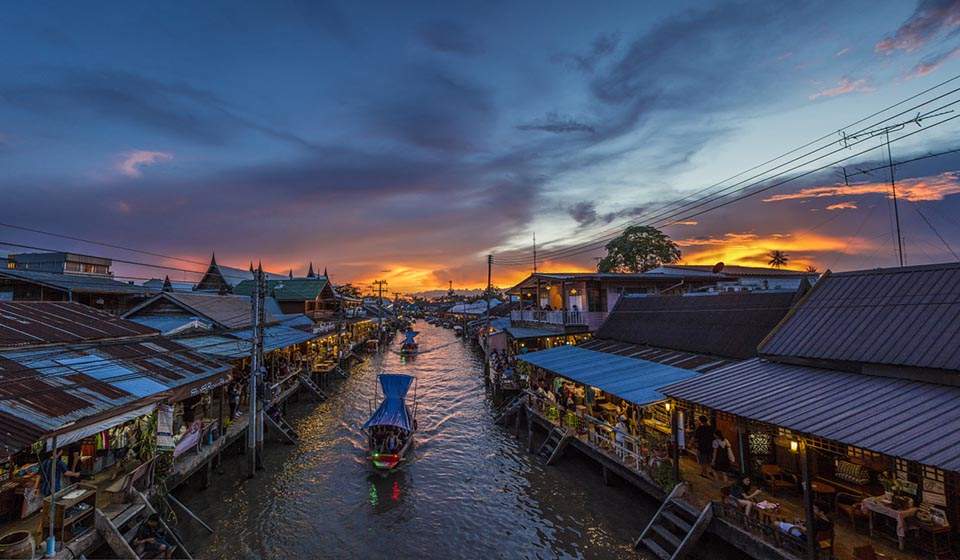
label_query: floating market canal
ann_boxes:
[175,323,666,559]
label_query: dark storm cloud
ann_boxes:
[567,201,598,226]
[418,20,484,56]
[0,70,314,149]
[368,67,494,153]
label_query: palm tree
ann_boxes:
[804,265,819,273]
[768,250,789,269]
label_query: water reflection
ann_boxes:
[178,323,661,559]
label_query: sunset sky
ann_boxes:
[2,1,960,293]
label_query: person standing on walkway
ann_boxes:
[692,415,715,479]
[711,429,735,482]
[614,416,628,460]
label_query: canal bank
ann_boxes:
[174,323,738,559]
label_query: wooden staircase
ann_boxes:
[266,408,300,444]
[299,374,327,401]
[494,395,525,425]
[96,490,192,560]
[635,484,713,560]
[536,426,572,465]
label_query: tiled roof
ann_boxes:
[0,269,148,295]
[0,302,157,348]
[760,262,960,371]
[233,277,331,301]
[596,291,801,360]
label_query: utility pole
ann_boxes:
[533,232,540,309]
[885,130,905,267]
[247,267,259,478]
[255,264,266,470]
[247,264,266,477]
[372,279,388,339]
[485,255,493,381]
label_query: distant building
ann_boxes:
[7,251,112,276]
[193,254,286,294]
[647,263,820,291]
[0,251,146,313]
[234,276,338,317]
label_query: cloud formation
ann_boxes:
[825,201,858,210]
[116,150,173,177]
[876,0,960,53]
[809,77,874,100]
[908,45,960,77]
[763,172,960,203]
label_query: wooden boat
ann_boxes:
[399,328,419,356]
[363,373,417,470]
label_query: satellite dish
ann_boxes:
[712,262,725,274]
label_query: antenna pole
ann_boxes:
[885,131,905,267]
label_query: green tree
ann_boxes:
[596,225,681,273]
[768,250,789,268]
[336,283,363,298]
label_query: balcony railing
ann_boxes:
[510,309,607,330]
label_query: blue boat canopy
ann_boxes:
[517,346,699,407]
[363,373,414,431]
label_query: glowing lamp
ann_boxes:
[790,440,799,453]
[570,288,578,295]
[664,402,672,412]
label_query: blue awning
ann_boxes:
[505,326,556,340]
[363,374,414,431]
[178,335,251,359]
[518,345,699,407]
[227,325,317,352]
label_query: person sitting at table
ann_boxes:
[728,476,761,516]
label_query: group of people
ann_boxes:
[370,426,406,454]
[690,415,738,481]
[489,349,515,376]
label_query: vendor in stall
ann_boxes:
[39,449,80,496]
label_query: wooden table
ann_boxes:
[754,500,781,525]
[861,496,917,551]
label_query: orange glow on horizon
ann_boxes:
[677,230,879,270]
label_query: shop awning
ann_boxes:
[505,326,556,340]
[47,403,156,450]
[178,335,251,359]
[518,345,699,407]
[227,325,317,352]
[662,358,960,472]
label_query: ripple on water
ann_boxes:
[178,324,668,560]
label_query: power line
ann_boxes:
[0,222,210,267]
[494,107,960,266]
[493,80,960,265]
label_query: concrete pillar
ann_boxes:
[799,441,817,560]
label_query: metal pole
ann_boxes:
[670,407,681,485]
[885,130,904,267]
[799,440,817,560]
[247,269,259,478]
[45,435,58,557]
[255,266,265,470]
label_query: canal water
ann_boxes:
[176,323,666,559]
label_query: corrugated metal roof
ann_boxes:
[227,325,317,352]
[123,292,278,330]
[177,335,251,359]
[760,262,960,371]
[0,338,231,458]
[0,302,157,348]
[662,358,960,471]
[580,339,734,373]
[127,315,207,334]
[505,326,557,340]
[0,269,148,295]
[518,345,698,406]
[597,291,800,360]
